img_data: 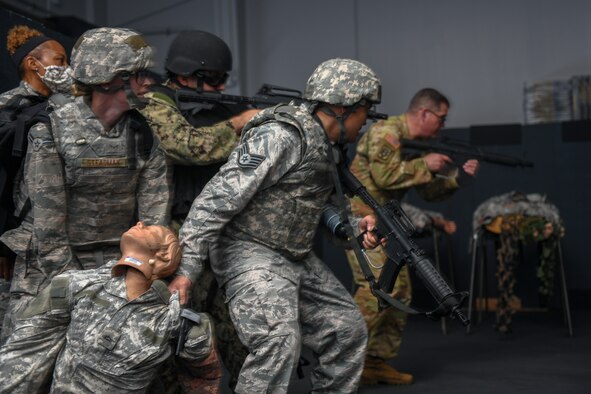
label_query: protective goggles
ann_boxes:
[195,70,229,87]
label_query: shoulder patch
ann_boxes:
[375,134,401,162]
[376,142,394,162]
[237,144,265,169]
[384,134,400,148]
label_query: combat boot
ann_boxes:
[361,356,414,385]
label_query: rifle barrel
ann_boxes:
[175,88,389,121]
[400,138,534,167]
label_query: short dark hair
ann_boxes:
[408,88,450,112]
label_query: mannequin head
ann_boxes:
[112,222,180,281]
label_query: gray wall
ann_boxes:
[7,0,591,126]
[105,0,246,92]
[240,0,591,127]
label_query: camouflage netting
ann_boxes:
[473,191,565,333]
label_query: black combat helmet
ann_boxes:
[165,30,232,76]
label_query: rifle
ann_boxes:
[400,137,534,167]
[336,161,469,325]
[174,84,388,121]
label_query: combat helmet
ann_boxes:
[165,30,232,76]
[71,27,153,85]
[303,58,381,106]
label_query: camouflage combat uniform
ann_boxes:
[0,96,171,342]
[179,102,368,394]
[140,86,238,167]
[0,81,40,107]
[346,114,458,360]
[0,81,44,334]
[140,85,248,386]
[0,262,217,394]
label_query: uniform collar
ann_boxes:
[102,275,171,304]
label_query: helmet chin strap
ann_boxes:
[317,104,359,146]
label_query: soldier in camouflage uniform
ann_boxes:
[0,25,70,106]
[346,88,479,385]
[0,25,72,338]
[169,58,383,393]
[138,30,259,389]
[0,222,220,394]
[0,27,171,343]
[140,30,258,171]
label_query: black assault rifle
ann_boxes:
[400,138,534,167]
[337,162,470,325]
[174,84,388,121]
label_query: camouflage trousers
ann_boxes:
[0,292,33,345]
[191,261,248,391]
[0,254,41,344]
[171,219,247,391]
[0,278,10,339]
[346,246,412,360]
[224,257,367,394]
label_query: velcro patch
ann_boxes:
[237,144,265,169]
[80,157,128,168]
[376,143,394,162]
[375,136,400,162]
[98,328,121,350]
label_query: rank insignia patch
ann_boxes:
[32,138,43,152]
[32,138,52,152]
[237,144,265,169]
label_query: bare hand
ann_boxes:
[168,275,193,305]
[432,217,457,235]
[358,215,382,249]
[462,159,480,177]
[229,109,261,135]
[424,153,453,173]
